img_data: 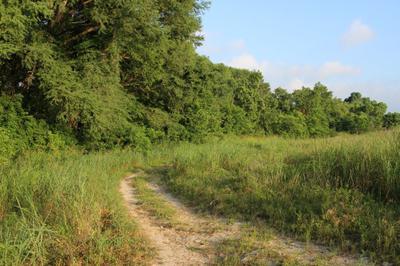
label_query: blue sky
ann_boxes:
[197,0,400,111]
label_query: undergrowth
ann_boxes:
[137,129,400,264]
[0,149,151,265]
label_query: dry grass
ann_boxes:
[0,149,151,265]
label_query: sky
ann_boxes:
[197,0,400,112]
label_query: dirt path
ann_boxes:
[120,172,370,266]
[120,172,239,265]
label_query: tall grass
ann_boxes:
[141,129,400,263]
[0,149,151,265]
[2,130,399,264]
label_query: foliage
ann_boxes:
[139,129,400,264]
[383,112,400,129]
[1,1,399,265]
[1,0,397,149]
[0,150,151,265]
[0,94,68,164]
[0,128,15,165]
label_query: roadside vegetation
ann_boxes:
[136,129,400,264]
[0,150,151,265]
[1,128,399,264]
[1,0,400,265]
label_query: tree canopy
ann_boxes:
[1,0,399,152]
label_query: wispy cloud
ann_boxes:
[288,78,306,90]
[197,31,246,57]
[342,20,375,47]
[228,53,264,71]
[197,16,398,111]
[227,53,360,90]
[227,52,399,110]
[320,61,361,78]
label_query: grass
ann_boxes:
[214,223,372,266]
[0,149,152,265]
[214,224,303,266]
[136,129,400,264]
[130,173,178,227]
[216,237,302,266]
[129,171,314,265]
[1,129,399,264]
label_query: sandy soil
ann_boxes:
[120,172,239,265]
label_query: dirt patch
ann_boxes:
[120,172,239,265]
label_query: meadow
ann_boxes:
[0,149,151,265]
[2,1,400,264]
[1,129,399,264]
[138,129,400,263]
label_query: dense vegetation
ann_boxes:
[137,130,400,263]
[1,0,399,264]
[2,131,400,264]
[0,150,151,265]
[1,0,399,160]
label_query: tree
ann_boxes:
[343,92,387,132]
[0,0,396,151]
[383,112,400,129]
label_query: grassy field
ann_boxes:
[138,129,400,264]
[0,149,151,265]
[1,129,399,264]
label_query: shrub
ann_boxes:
[271,113,308,137]
[0,94,67,156]
[0,128,15,164]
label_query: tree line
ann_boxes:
[1,0,399,155]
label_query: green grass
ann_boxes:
[2,129,399,264]
[130,173,178,227]
[137,129,400,264]
[0,149,152,265]
[214,224,303,266]
[216,237,301,266]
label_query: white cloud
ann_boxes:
[197,33,246,57]
[228,53,265,71]
[227,52,400,111]
[227,53,360,91]
[288,79,306,90]
[324,80,400,112]
[319,61,361,78]
[342,20,375,47]
[198,31,398,111]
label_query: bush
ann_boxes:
[383,112,400,129]
[0,128,15,165]
[271,113,308,137]
[0,94,67,156]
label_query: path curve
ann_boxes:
[119,172,238,265]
